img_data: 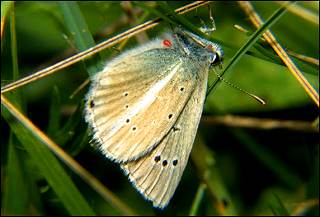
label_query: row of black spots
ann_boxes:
[154,155,178,167]
[122,90,135,131]
[88,91,130,109]
[124,118,137,131]
[123,93,129,109]
[123,90,130,126]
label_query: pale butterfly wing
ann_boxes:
[120,68,208,208]
[85,27,223,208]
[85,37,198,163]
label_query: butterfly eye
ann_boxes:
[210,53,223,67]
[206,42,223,67]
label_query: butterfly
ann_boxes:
[84,26,223,209]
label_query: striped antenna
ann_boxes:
[212,70,266,105]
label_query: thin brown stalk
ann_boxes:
[238,1,319,107]
[234,23,319,66]
[275,1,319,25]
[287,50,319,66]
[201,115,318,133]
[1,1,209,94]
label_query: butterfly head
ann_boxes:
[206,42,223,68]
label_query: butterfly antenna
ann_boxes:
[212,70,266,105]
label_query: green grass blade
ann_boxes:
[2,6,42,215]
[269,194,290,216]
[157,1,204,36]
[207,2,292,96]
[189,183,207,216]
[52,102,83,146]
[191,135,238,215]
[2,133,44,215]
[134,2,180,27]
[58,1,101,76]
[1,101,95,216]
[47,86,61,137]
[1,1,14,31]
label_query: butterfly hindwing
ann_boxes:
[120,68,208,208]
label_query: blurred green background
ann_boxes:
[1,1,319,216]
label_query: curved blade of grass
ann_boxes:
[269,194,290,216]
[2,7,43,215]
[207,1,292,96]
[2,13,93,210]
[3,133,44,215]
[1,94,136,215]
[191,135,238,215]
[68,128,90,156]
[52,101,83,146]
[47,86,61,137]
[3,8,94,208]
[189,183,207,216]
[53,102,90,156]
[3,135,33,215]
[58,1,101,76]
[1,95,95,216]
[1,1,14,37]
[55,2,99,153]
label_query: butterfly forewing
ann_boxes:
[120,67,208,208]
[85,39,198,163]
[85,27,223,209]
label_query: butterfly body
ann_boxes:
[85,28,223,208]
